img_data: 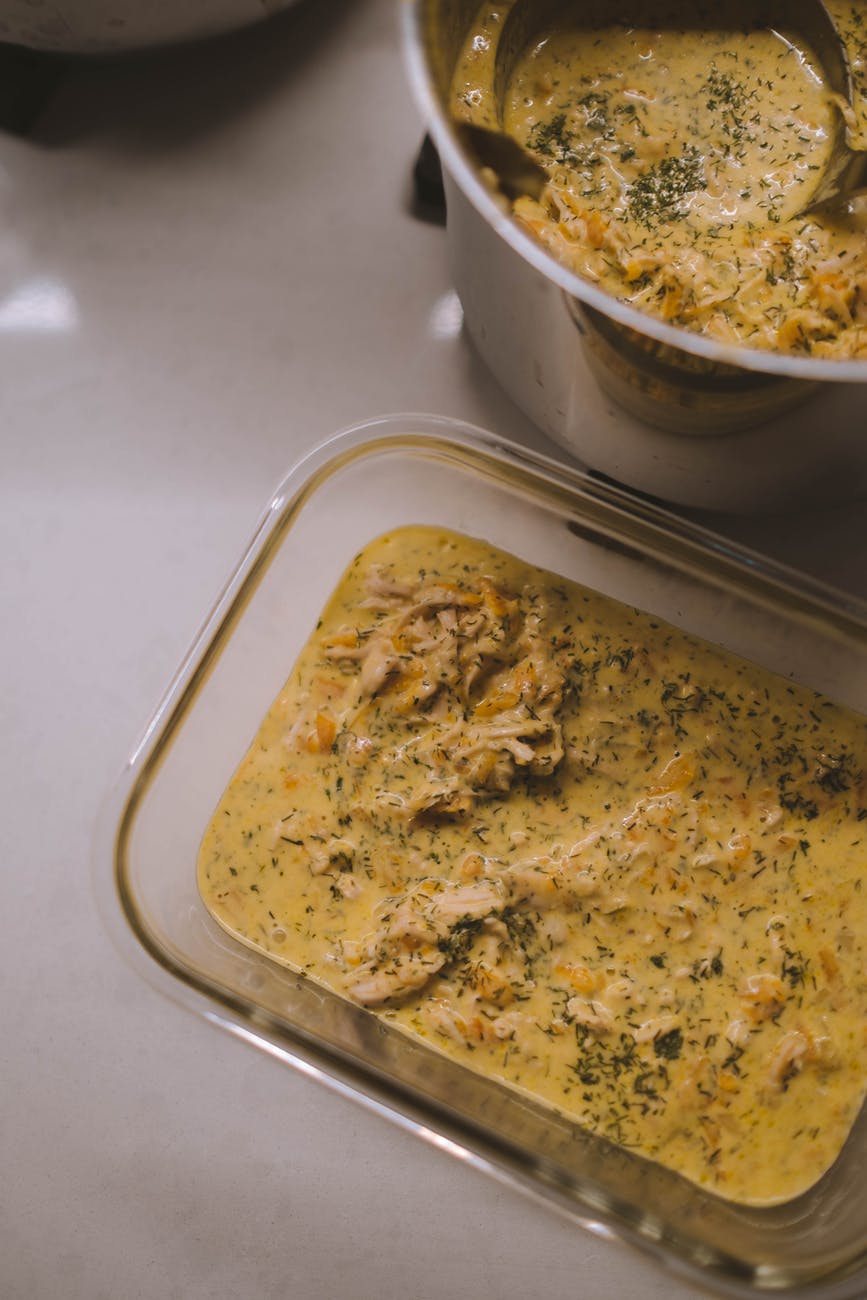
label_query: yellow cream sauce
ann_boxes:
[451,3,867,357]
[198,527,867,1204]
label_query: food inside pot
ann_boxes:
[198,525,867,1206]
[451,1,867,358]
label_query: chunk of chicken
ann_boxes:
[343,846,610,1006]
[345,879,505,1005]
[325,569,575,818]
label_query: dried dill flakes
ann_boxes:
[528,112,581,165]
[704,65,747,116]
[436,916,485,961]
[628,147,705,227]
[702,64,754,148]
[578,90,610,134]
[816,751,859,794]
[781,949,810,989]
[653,1028,684,1061]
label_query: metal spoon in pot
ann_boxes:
[454,122,548,201]
[795,0,867,213]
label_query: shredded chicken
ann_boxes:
[345,879,505,1005]
[325,572,574,818]
[344,850,605,1005]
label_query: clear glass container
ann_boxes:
[100,415,867,1298]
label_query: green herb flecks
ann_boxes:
[703,65,754,151]
[653,1027,684,1060]
[704,66,747,115]
[628,147,704,227]
[528,112,583,166]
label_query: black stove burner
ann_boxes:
[0,42,68,135]
[411,134,447,225]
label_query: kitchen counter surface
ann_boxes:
[3,4,865,1298]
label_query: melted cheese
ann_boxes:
[198,527,867,1205]
[451,2,867,358]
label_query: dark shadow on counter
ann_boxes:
[29,0,360,153]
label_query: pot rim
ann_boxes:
[400,0,867,384]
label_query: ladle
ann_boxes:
[796,0,867,212]
[455,122,548,200]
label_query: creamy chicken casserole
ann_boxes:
[451,1,867,358]
[198,527,867,1205]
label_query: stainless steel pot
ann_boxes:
[402,0,867,509]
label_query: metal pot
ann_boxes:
[402,0,867,509]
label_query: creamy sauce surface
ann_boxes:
[452,3,867,357]
[198,527,867,1204]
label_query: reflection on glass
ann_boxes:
[417,1127,473,1162]
[0,277,79,332]
[428,289,464,341]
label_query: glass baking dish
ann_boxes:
[101,414,867,1298]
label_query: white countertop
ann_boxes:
[3,4,865,1298]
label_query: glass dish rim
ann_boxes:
[96,412,867,1300]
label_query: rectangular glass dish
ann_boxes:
[104,415,867,1297]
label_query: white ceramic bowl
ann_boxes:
[0,0,297,54]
